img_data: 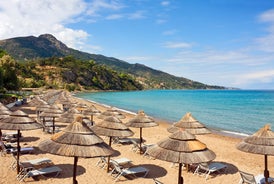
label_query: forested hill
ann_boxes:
[0,34,226,89]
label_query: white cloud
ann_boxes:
[106,14,124,20]
[256,9,274,52]
[233,70,274,86]
[258,9,274,22]
[156,19,167,24]
[86,0,124,16]
[161,1,170,6]
[163,42,193,49]
[0,0,89,49]
[128,10,146,19]
[162,29,177,35]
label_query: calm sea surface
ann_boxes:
[75,90,274,135]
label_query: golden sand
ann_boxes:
[0,95,273,184]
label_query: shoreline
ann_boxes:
[74,95,249,139]
[1,90,274,184]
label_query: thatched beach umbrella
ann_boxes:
[0,108,11,137]
[54,91,74,110]
[126,110,158,154]
[39,105,63,133]
[75,103,88,113]
[28,96,46,107]
[36,103,50,117]
[237,124,274,184]
[167,112,211,135]
[57,108,81,124]
[147,129,216,184]
[91,116,134,172]
[82,105,101,124]
[39,116,116,184]
[98,108,126,120]
[0,110,42,173]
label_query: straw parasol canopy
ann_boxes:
[82,105,101,123]
[126,110,158,154]
[57,108,81,124]
[0,108,11,137]
[39,105,63,133]
[91,116,134,172]
[28,97,47,107]
[237,124,274,184]
[147,129,216,184]
[0,110,42,173]
[75,103,88,113]
[35,102,50,118]
[167,112,211,135]
[39,116,116,184]
[98,108,126,120]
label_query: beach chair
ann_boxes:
[194,162,227,180]
[238,170,274,184]
[153,178,164,184]
[130,139,155,154]
[18,166,62,182]
[96,157,132,169]
[10,154,52,170]
[109,160,149,182]
[112,137,133,145]
[0,141,34,156]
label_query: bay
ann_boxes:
[75,90,274,135]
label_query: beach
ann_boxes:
[1,94,274,184]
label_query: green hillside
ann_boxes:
[0,34,226,89]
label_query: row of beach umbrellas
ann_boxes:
[1,91,274,184]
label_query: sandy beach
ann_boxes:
[1,93,274,184]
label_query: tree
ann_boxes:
[0,55,20,90]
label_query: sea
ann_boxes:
[75,90,274,136]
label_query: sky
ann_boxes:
[1,0,274,89]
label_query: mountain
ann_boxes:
[0,34,226,89]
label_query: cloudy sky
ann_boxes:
[1,0,274,89]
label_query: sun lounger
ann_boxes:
[130,139,155,154]
[239,170,274,184]
[19,166,62,182]
[109,160,149,182]
[96,157,132,169]
[112,137,133,144]
[0,141,34,156]
[10,156,52,170]
[194,162,227,180]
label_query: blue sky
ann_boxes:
[1,0,274,89]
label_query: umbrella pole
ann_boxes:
[264,155,269,184]
[107,137,112,172]
[73,156,78,184]
[140,128,142,154]
[53,117,55,134]
[178,163,184,184]
[16,130,21,174]
[90,115,93,126]
[43,117,45,131]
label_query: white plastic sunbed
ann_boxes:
[194,162,227,180]
[109,160,149,182]
[11,157,52,170]
[19,166,62,182]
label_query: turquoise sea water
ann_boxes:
[75,90,274,135]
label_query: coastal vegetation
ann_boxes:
[0,50,143,92]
